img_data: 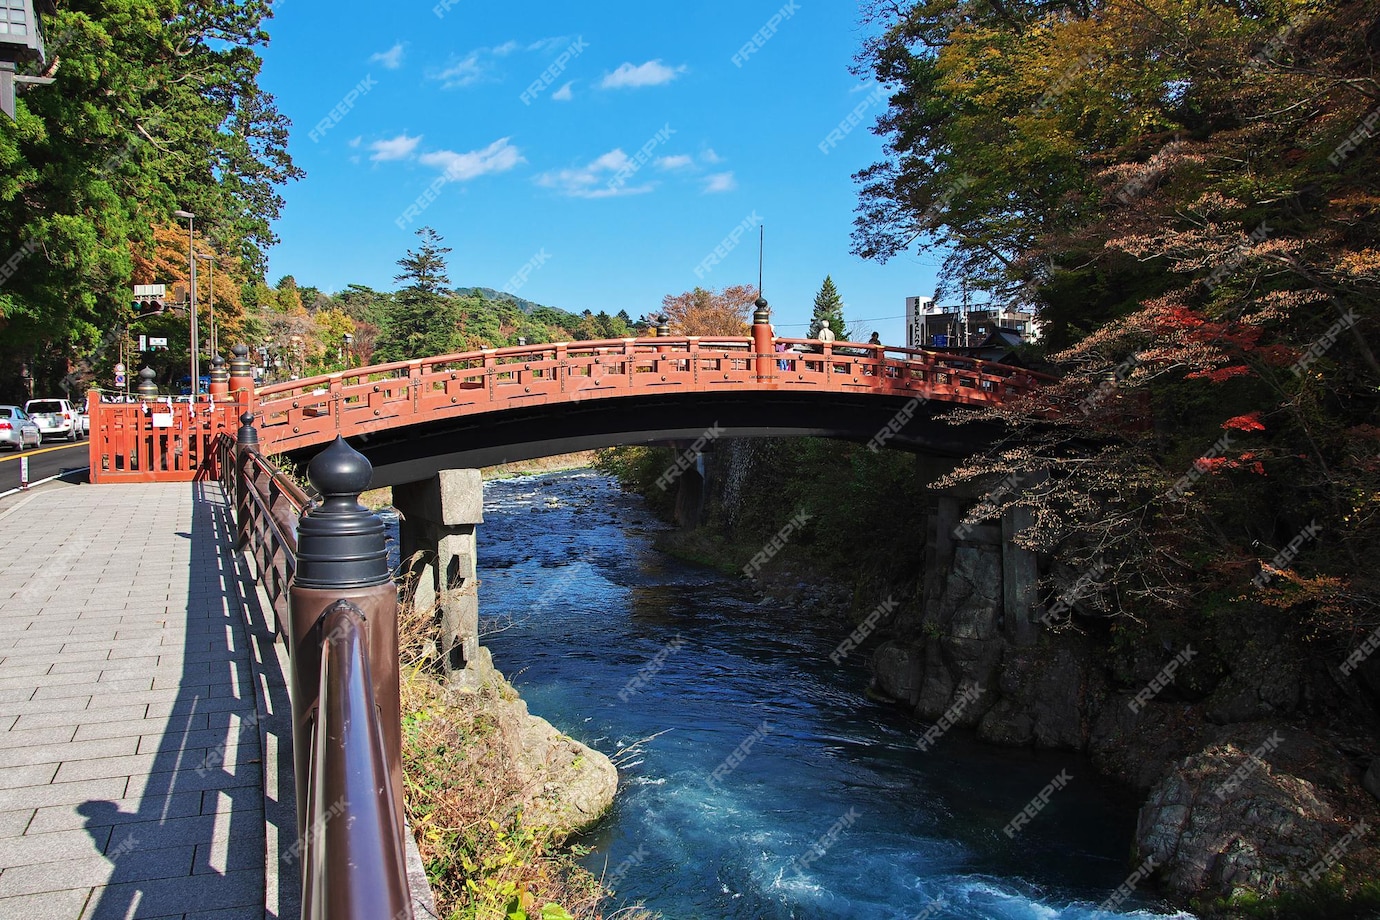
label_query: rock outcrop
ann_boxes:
[460,647,618,840]
[1135,734,1340,897]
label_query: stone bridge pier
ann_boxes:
[392,470,488,687]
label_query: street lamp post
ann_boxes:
[342,332,353,367]
[20,364,31,399]
[173,210,198,398]
[197,251,216,359]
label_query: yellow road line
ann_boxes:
[0,442,89,464]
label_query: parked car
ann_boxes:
[24,397,82,441]
[0,405,41,451]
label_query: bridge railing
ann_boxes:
[88,391,238,483]
[219,423,415,920]
[250,335,1053,455]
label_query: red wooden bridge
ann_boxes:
[88,325,1049,486]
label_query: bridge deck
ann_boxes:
[0,482,298,919]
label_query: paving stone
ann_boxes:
[0,825,113,869]
[25,791,204,835]
[0,885,93,919]
[85,868,262,918]
[10,704,150,730]
[0,843,195,896]
[73,714,206,742]
[0,775,128,812]
[0,734,138,768]
[0,806,32,836]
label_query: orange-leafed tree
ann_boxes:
[131,225,249,352]
[661,285,758,336]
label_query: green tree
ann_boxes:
[395,227,451,295]
[0,0,300,399]
[809,276,846,339]
[373,228,462,362]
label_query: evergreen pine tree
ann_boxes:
[374,228,463,362]
[809,276,846,339]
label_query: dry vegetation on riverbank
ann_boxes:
[397,577,654,920]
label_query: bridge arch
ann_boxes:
[254,336,1046,487]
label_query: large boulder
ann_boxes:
[1136,735,1338,897]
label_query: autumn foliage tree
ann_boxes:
[660,284,758,336]
[855,0,1380,641]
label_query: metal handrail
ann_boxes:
[303,600,412,920]
[225,428,414,920]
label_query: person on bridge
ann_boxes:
[818,320,836,344]
[868,331,881,346]
[776,340,792,371]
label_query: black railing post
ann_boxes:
[235,412,259,550]
[288,436,405,856]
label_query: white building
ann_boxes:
[906,295,1041,349]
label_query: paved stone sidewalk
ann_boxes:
[0,481,295,919]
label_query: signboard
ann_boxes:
[151,412,174,428]
[148,337,168,350]
[133,284,166,298]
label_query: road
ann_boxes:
[0,440,89,494]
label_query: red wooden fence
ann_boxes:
[88,391,240,483]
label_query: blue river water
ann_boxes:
[473,469,1195,920]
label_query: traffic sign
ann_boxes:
[115,372,126,386]
[115,363,125,373]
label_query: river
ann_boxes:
[474,469,1194,920]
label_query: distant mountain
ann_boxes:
[453,287,551,314]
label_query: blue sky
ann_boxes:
[259,1,943,341]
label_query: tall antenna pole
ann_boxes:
[758,224,764,297]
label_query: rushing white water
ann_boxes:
[473,470,1196,920]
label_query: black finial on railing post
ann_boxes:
[237,411,259,449]
[136,367,159,401]
[229,343,252,378]
[656,314,670,337]
[287,436,407,874]
[209,355,229,396]
[234,413,258,549]
[296,437,389,589]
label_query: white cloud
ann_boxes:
[701,148,724,164]
[703,172,737,194]
[537,149,655,198]
[370,133,422,161]
[552,81,574,102]
[600,60,686,89]
[370,42,405,70]
[431,40,566,90]
[656,154,694,171]
[348,136,363,148]
[418,138,525,181]
[527,36,568,53]
[434,51,487,89]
